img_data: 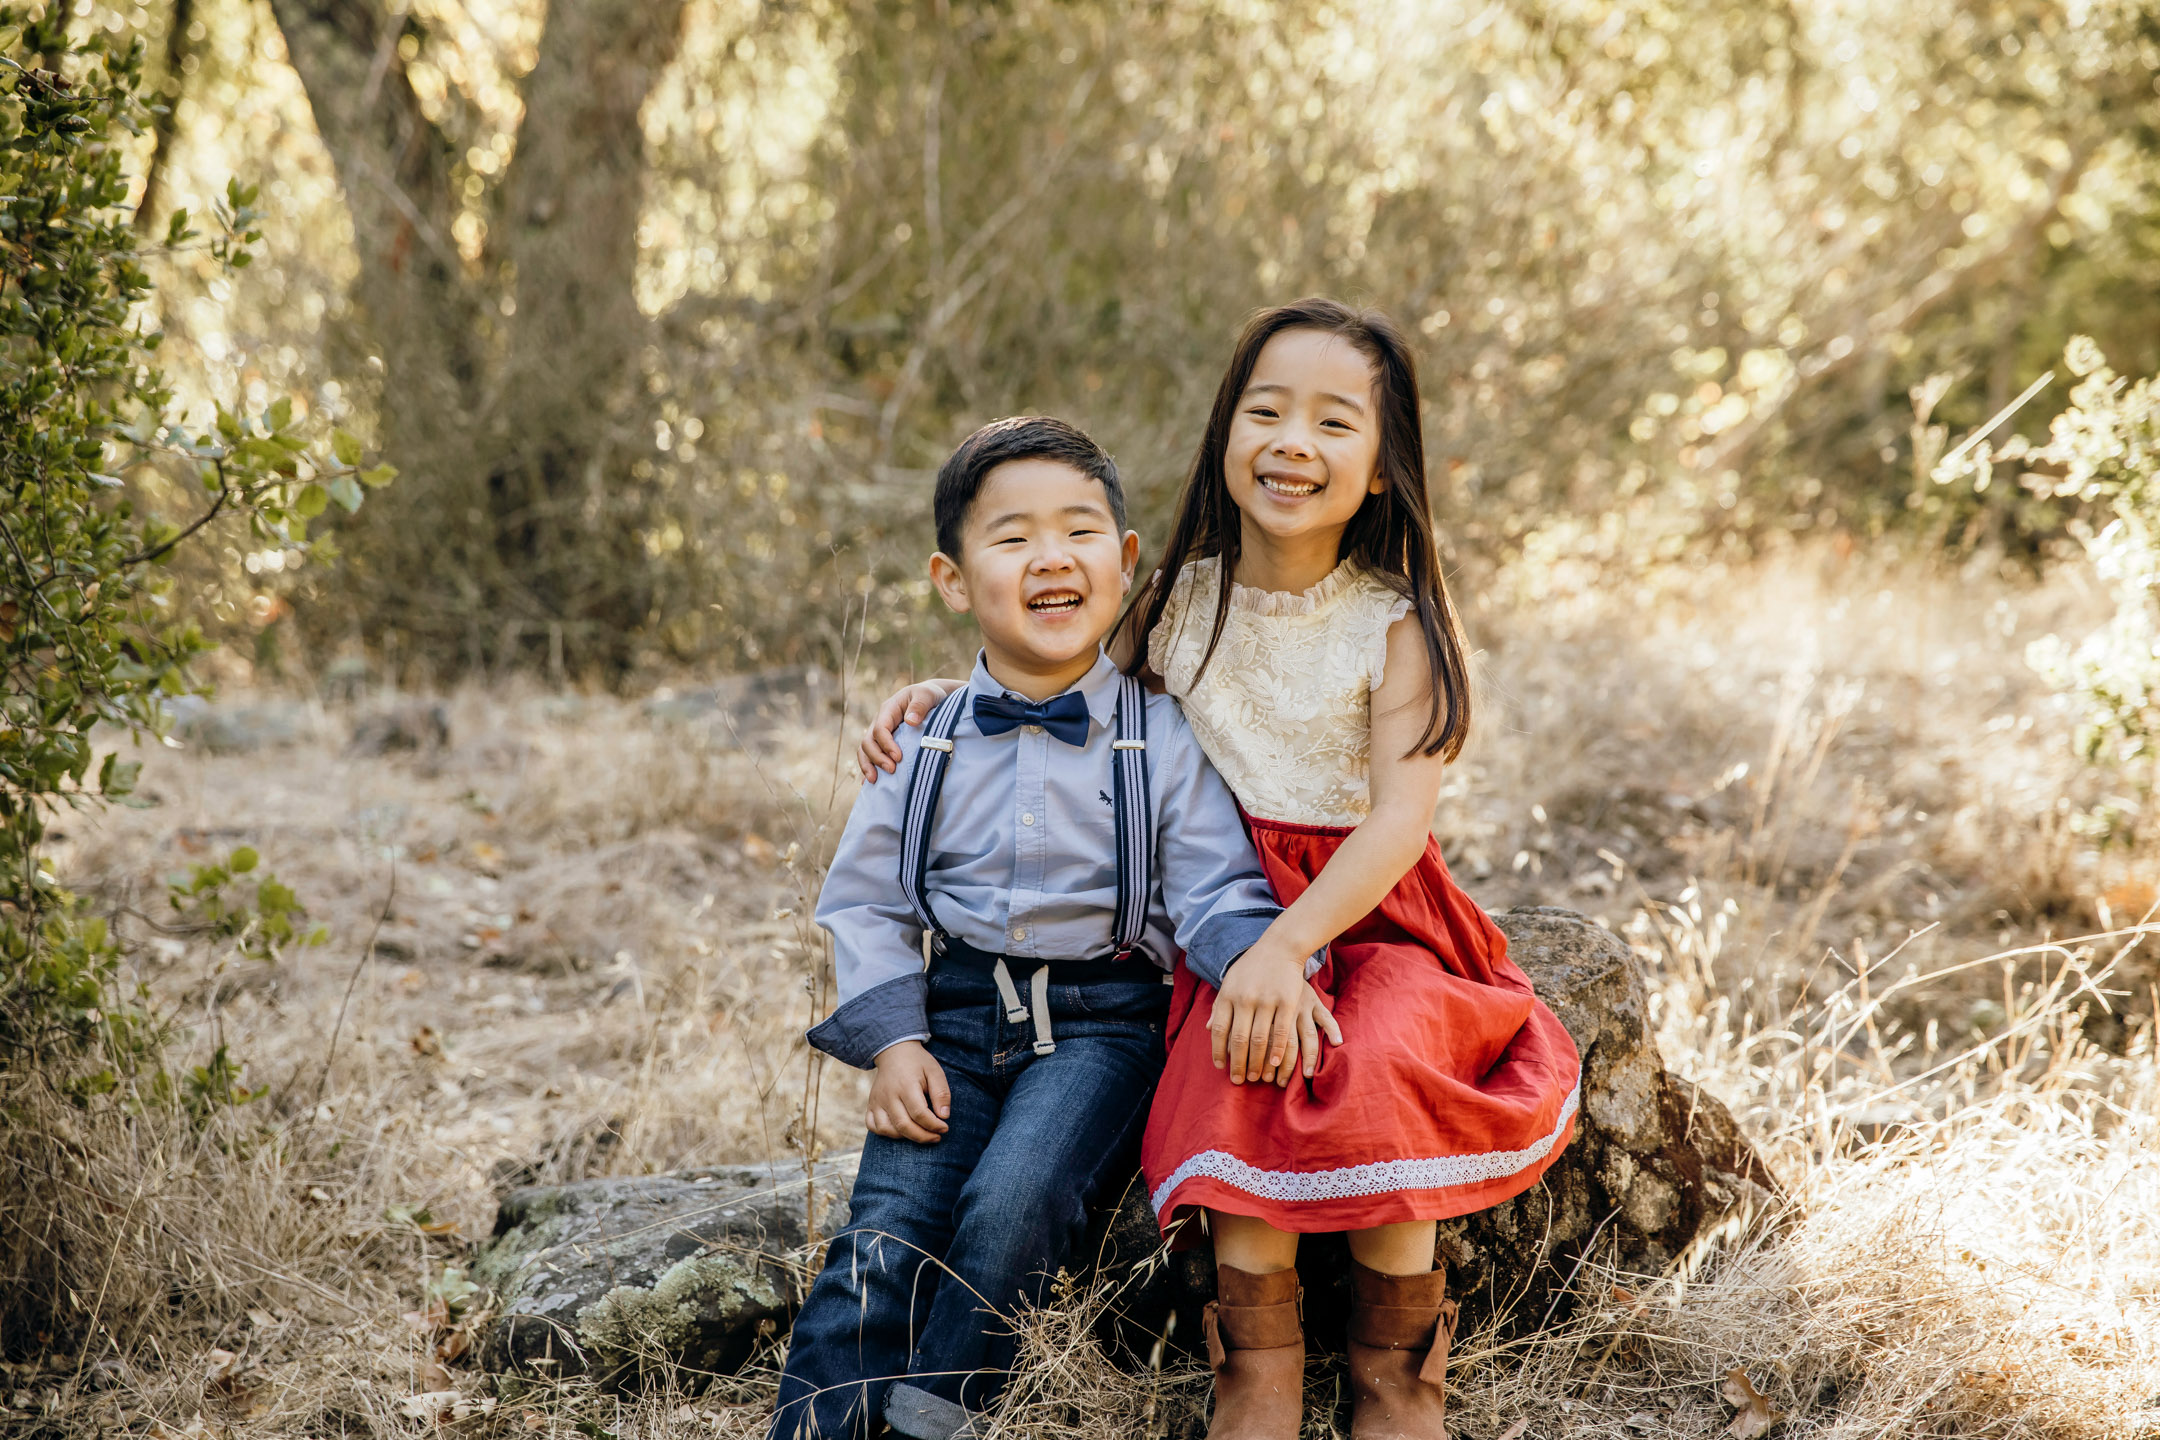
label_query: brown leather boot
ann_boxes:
[1345,1260,1458,1440]
[1202,1264,1305,1440]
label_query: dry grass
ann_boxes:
[8,542,2157,1439]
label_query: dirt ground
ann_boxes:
[18,543,2160,1438]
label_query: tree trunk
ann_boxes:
[132,0,195,234]
[264,0,684,676]
[481,0,687,666]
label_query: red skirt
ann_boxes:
[1142,815,1581,1235]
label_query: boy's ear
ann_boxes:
[929,551,972,614]
[1119,531,1141,592]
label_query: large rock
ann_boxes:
[642,665,837,745]
[472,1159,854,1386]
[473,909,1774,1382]
[347,699,450,756]
[166,695,314,754]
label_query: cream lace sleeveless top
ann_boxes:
[1149,556,1412,827]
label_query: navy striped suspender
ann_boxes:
[898,688,970,943]
[897,679,1152,958]
[1109,675,1153,959]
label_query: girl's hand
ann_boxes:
[867,1040,952,1143]
[857,679,965,782]
[1210,943,1342,1087]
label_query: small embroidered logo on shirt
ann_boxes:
[1099,790,1113,807]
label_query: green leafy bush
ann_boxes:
[0,8,386,1096]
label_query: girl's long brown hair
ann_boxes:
[1121,297,1474,761]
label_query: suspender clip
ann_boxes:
[1111,739,1147,750]
[919,737,954,753]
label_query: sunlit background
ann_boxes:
[19,2,2160,1436]
[124,0,2160,680]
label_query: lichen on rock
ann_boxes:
[576,1252,791,1383]
[474,1159,852,1385]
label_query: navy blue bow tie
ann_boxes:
[972,690,1091,746]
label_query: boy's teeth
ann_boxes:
[1029,594,1081,612]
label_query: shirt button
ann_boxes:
[1023,724,1043,735]
[1010,926,1028,942]
[1021,812,1035,826]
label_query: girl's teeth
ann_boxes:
[1262,476,1320,496]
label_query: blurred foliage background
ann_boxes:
[113,0,2160,682]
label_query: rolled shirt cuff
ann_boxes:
[1182,908,1280,990]
[805,971,930,1069]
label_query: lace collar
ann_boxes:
[1187,555,1364,618]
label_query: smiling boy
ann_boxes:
[773,418,1289,1440]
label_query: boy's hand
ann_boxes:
[857,679,966,782]
[867,1040,952,1142]
[1209,943,1342,1087]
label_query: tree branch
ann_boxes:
[1697,137,2103,476]
[116,473,231,568]
[132,0,195,234]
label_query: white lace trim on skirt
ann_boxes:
[1149,1083,1580,1215]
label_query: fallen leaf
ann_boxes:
[435,1327,472,1364]
[521,1410,546,1431]
[246,1308,276,1330]
[1721,1367,1784,1438]
[418,1357,452,1392]
[402,1298,450,1334]
[399,1391,458,1423]
[1496,1423,1529,1440]
[2102,879,2157,922]
[1624,1415,1661,1432]
[207,1373,261,1414]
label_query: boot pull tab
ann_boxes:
[1202,1300,1228,1373]
[1418,1299,1461,1387]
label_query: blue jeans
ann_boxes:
[772,963,1168,1440]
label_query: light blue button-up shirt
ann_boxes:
[809,650,1284,1068]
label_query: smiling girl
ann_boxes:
[860,299,1580,1440]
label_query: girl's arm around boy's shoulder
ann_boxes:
[857,677,964,782]
[857,627,1157,782]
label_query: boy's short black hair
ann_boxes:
[934,416,1125,558]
